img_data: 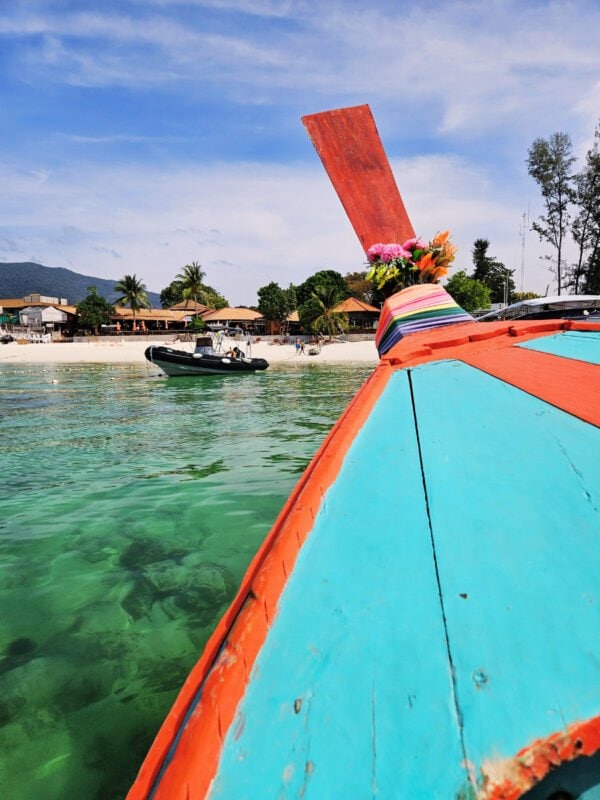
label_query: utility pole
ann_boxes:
[519,209,529,293]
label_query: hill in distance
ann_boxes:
[0,262,161,306]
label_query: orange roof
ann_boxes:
[287,310,300,322]
[168,300,211,313]
[332,297,380,314]
[202,307,263,322]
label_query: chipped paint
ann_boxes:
[479,716,600,799]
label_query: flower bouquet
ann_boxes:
[366,231,457,293]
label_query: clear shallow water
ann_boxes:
[0,361,372,800]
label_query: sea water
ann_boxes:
[0,361,372,799]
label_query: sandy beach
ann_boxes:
[0,336,379,365]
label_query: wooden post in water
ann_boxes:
[302,104,415,252]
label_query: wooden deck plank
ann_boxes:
[410,360,600,770]
[209,371,467,799]
[518,330,600,365]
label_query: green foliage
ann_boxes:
[257,281,294,323]
[344,271,375,304]
[298,284,349,336]
[527,132,576,294]
[296,270,350,308]
[76,286,115,334]
[176,261,206,313]
[569,123,600,293]
[160,280,184,308]
[285,283,297,313]
[188,316,206,331]
[513,291,542,301]
[470,239,516,304]
[114,274,150,312]
[200,285,228,310]
[164,262,228,310]
[582,248,600,294]
[445,271,491,312]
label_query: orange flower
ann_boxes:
[416,252,434,271]
[432,230,450,247]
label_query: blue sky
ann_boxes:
[1,0,599,304]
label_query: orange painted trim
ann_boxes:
[461,345,600,427]
[567,320,600,332]
[481,715,600,799]
[127,364,394,800]
[382,320,600,427]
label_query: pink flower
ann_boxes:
[382,243,411,261]
[368,242,411,263]
[367,243,387,262]
[402,237,426,251]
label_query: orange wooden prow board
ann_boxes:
[302,104,415,252]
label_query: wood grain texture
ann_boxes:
[302,105,415,251]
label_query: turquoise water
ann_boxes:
[0,361,373,799]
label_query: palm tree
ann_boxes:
[309,285,349,337]
[114,274,150,332]
[176,261,206,319]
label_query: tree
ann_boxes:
[471,239,494,283]
[582,248,600,294]
[76,286,115,334]
[257,282,294,327]
[445,272,491,312]
[470,239,516,304]
[176,261,206,317]
[296,270,350,308]
[527,132,576,295]
[513,291,542,302]
[160,280,184,308]
[199,285,229,310]
[344,271,375,305]
[114,274,150,330]
[570,123,600,293]
[298,284,349,336]
[285,284,297,314]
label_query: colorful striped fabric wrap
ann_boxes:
[375,284,473,356]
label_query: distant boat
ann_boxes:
[479,294,600,322]
[145,336,268,377]
[128,106,600,800]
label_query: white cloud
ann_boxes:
[3,0,599,143]
[0,154,556,303]
[1,0,597,302]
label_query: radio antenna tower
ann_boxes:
[519,209,530,292]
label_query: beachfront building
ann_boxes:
[110,307,190,332]
[19,304,78,334]
[202,307,265,334]
[331,297,380,330]
[0,295,78,335]
[168,299,211,316]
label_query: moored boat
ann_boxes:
[145,336,269,377]
[128,106,600,799]
[478,294,600,322]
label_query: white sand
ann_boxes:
[0,337,379,365]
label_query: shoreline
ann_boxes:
[0,338,380,365]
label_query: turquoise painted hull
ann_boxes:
[208,358,600,799]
